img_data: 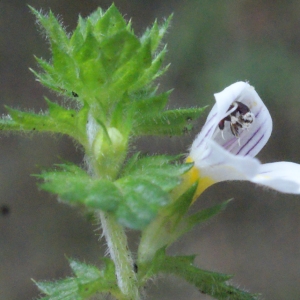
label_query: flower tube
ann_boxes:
[187,81,300,199]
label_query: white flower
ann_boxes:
[188,81,300,197]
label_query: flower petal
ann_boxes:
[192,139,260,182]
[252,162,300,194]
[190,82,272,161]
[214,82,272,157]
[189,82,300,197]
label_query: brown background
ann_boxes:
[0,1,300,299]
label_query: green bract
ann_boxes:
[0,4,205,229]
[1,4,204,180]
[34,259,122,300]
[37,155,193,230]
[138,248,260,300]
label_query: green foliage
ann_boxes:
[0,3,204,163]
[139,248,260,300]
[35,259,121,300]
[122,154,193,191]
[133,105,207,136]
[27,4,179,139]
[168,196,232,244]
[138,183,230,262]
[5,99,88,145]
[115,176,170,229]
[37,164,122,212]
[37,155,192,230]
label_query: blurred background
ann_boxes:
[1,0,300,299]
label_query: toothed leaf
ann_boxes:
[35,259,120,299]
[139,248,260,300]
[134,107,207,136]
[37,164,122,212]
[5,99,88,145]
[115,176,170,229]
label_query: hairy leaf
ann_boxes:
[37,164,122,212]
[30,4,171,113]
[133,106,207,136]
[139,248,260,300]
[115,176,170,229]
[37,159,186,230]
[35,259,120,300]
[4,99,88,145]
[121,154,191,192]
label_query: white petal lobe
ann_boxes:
[252,162,300,194]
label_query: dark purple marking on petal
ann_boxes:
[194,113,218,149]
[196,124,214,148]
[236,109,267,156]
[220,108,263,150]
[236,116,266,156]
[206,112,218,124]
[222,137,238,150]
[236,125,263,155]
[259,170,271,175]
[205,125,214,138]
[208,159,226,168]
[245,134,264,156]
[255,108,262,118]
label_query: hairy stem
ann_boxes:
[99,211,139,300]
[86,114,138,299]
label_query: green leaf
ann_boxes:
[72,24,99,63]
[70,259,102,281]
[166,182,198,225]
[27,5,207,143]
[168,199,232,245]
[133,106,207,136]
[128,164,192,192]
[51,42,77,88]
[100,30,140,75]
[4,99,88,145]
[31,4,169,109]
[139,248,260,300]
[137,183,198,261]
[109,94,133,136]
[30,62,61,94]
[121,154,191,192]
[0,116,24,131]
[37,164,123,212]
[94,4,127,38]
[35,259,120,300]
[185,199,232,231]
[138,185,232,264]
[108,39,152,100]
[38,160,181,229]
[38,158,194,230]
[132,91,170,117]
[69,20,85,50]
[69,259,118,297]
[122,154,181,176]
[87,8,104,26]
[115,176,170,229]
[29,7,69,48]
[141,15,173,54]
[35,278,79,300]
[128,47,168,92]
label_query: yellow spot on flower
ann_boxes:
[184,157,215,203]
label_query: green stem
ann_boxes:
[86,114,138,299]
[99,211,139,300]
